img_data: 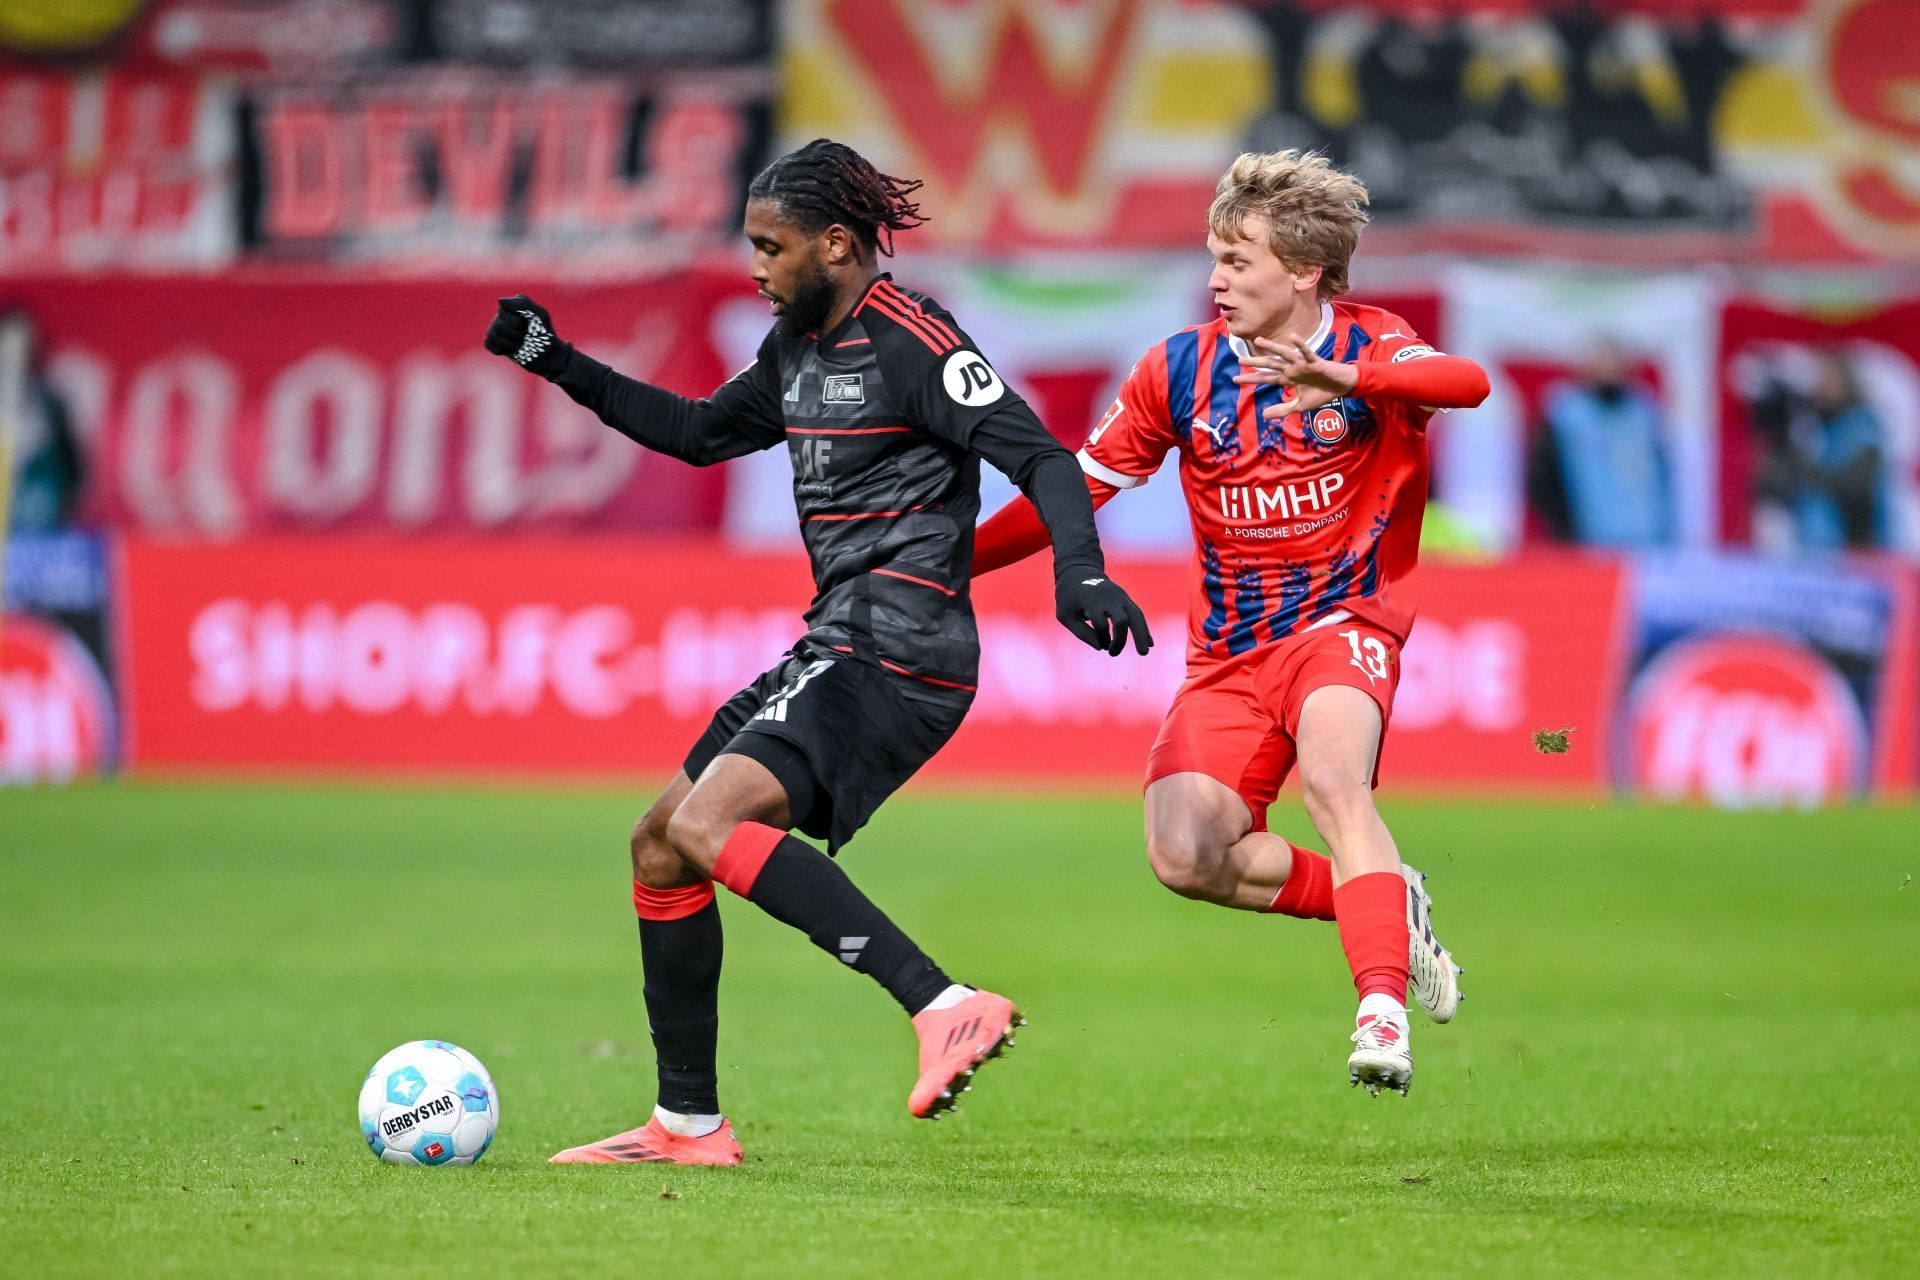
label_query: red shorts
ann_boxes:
[1145,619,1401,829]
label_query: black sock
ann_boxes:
[637,900,723,1115]
[745,836,952,1015]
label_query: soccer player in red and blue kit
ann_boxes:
[973,151,1490,1095]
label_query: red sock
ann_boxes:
[1265,843,1335,920]
[1332,871,1410,1004]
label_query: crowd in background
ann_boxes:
[1524,339,1891,555]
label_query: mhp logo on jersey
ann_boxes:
[823,375,865,404]
[1310,406,1349,444]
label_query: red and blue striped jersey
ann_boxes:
[1079,302,1440,665]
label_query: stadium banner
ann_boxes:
[0,67,237,273]
[0,531,120,784]
[1614,551,1918,807]
[783,0,1919,265]
[1,272,753,536]
[115,536,1625,791]
[2,1,773,74]
[237,67,772,272]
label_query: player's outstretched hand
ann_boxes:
[1055,570,1154,657]
[483,294,573,380]
[1232,335,1357,421]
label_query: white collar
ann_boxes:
[1227,301,1334,361]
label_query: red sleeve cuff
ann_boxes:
[1352,355,1490,409]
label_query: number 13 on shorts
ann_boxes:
[1338,628,1391,683]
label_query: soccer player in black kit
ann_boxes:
[484,139,1153,1165]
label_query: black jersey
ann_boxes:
[553,274,1104,709]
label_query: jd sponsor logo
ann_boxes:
[1217,472,1344,523]
[942,351,1005,406]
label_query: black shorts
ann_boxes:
[683,652,969,853]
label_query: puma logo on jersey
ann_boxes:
[1192,416,1235,445]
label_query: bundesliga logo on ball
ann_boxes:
[357,1040,498,1166]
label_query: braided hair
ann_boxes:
[748,139,928,258]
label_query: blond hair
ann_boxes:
[1208,151,1369,299]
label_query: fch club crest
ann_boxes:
[1310,405,1350,445]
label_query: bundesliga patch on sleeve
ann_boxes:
[1390,344,1442,363]
[942,350,1006,406]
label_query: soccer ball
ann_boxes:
[358,1040,498,1166]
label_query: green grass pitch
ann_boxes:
[2,781,1915,1278]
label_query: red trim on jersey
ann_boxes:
[872,567,956,596]
[877,282,960,346]
[804,504,926,522]
[879,659,977,690]
[786,425,912,436]
[864,290,952,352]
[633,878,715,921]
[835,337,871,348]
[713,822,784,898]
[827,645,978,691]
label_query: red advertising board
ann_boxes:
[6,273,750,537]
[118,537,1625,791]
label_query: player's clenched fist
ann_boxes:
[483,294,573,379]
[1055,569,1154,657]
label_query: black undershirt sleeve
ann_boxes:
[967,405,1106,578]
[551,345,785,467]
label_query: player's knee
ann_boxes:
[1299,761,1373,825]
[1146,831,1225,902]
[662,804,730,873]
[629,809,671,871]
[630,823,692,889]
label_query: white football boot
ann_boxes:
[1348,1005,1413,1096]
[1402,864,1462,1023]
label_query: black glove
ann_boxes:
[483,294,572,380]
[1054,566,1154,656]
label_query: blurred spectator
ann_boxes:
[1527,340,1673,548]
[1750,348,1884,552]
[2,308,83,533]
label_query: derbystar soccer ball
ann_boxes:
[358,1040,498,1166]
